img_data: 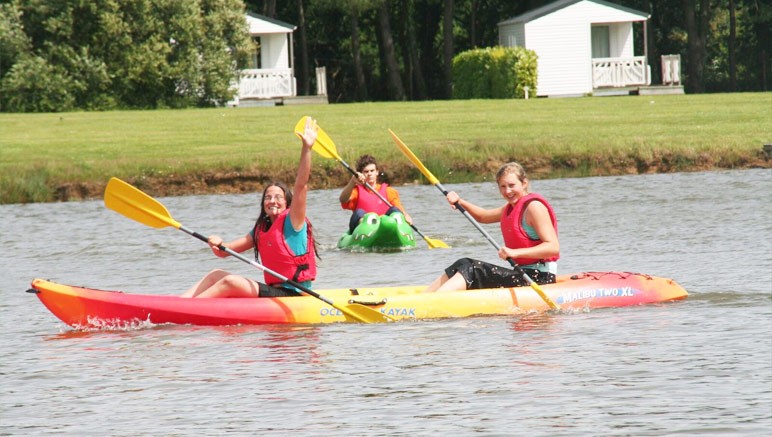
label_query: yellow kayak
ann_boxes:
[29,272,688,328]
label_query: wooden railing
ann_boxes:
[592,56,650,88]
[237,68,296,99]
[661,54,681,85]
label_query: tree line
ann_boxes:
[1,0,769,112]
[265,0,769,101]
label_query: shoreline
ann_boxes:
[48,152,770,204]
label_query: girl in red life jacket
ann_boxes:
[181,117,321,298]
[339,154,414,233]
[423,162,560,292]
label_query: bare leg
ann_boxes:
[181,269,230,297]
[422,273,449,292]
[194,274,262,298]
[435,272,469,292]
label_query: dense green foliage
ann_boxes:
[250,0,769,102]
[452,46,537,99]
[0,0,769,110]
[0,0,250,112]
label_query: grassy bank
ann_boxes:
[1,93,770,204]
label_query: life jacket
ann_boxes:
[253,210,316,285]
[355,183,390,215]
[500,193,559,266]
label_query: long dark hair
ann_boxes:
[253,182,320,261]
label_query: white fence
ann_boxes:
[315,67,327,96]
[661,54,681,85]
[592,56,650,88]
[237,68,296,99]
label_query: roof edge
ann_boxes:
[246,11,297,31]
[498,0,649,26]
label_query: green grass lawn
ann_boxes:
[1,92,770,204]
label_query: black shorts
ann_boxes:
[444,257,556,290]
[258,282,303,297]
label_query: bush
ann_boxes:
[452,46,537,99]
[0,56,76,112]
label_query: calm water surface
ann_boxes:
[2,169,770,435]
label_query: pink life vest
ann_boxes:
[500,193,559,266]
[254,210,316,285]
[355,183,391,215]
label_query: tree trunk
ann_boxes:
[376,0,406,101]
[405,0,427,100]
[442,0,454,99]
[297,0,310,96]
[751,0,768,91]
[350,11,368,101]
[683,0,710,93]
[648,1,661,83]
[470,0,477,48]
[263,0,276,18]
[729,0,736,91]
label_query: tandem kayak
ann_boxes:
[336,212,415,250]
[29,272,687,328]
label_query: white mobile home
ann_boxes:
[498,0,651,97]
[231,13,328,106]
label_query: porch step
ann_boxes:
[638,85,684,95]
[234,95,329,107]
[592,85,685,97]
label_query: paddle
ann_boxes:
[103,177,394,323]
[293,116,449,249]
[388,129,561,310]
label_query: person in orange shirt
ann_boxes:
[339,154,413,233]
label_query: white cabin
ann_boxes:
[233,13,297,103]
[498,0,652,97]
[230,13,328,106]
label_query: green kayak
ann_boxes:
[337,212,416,250]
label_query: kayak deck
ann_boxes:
[337,212,415,250]
[29,272,688,328]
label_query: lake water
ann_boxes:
[1,169,770,435]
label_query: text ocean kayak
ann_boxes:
[337,212,415,250]
[29,272,687,328]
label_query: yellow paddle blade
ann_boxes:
[424,235,450,249]
[104,177,180,229]
[342,304,395,323]
[294,116,340,160]
[388,129,440,185]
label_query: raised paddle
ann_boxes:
[103,177,394,323]
[293,116,449,249]
[388,129,561,311]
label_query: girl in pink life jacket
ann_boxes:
[339,154,413,233]
[423,162,559,293]
[181,117,321,298]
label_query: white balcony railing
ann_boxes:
[237,68,296,99]
[592,56,650,88]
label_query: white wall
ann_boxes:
[261,33,290,69]
[499,23,526,48]
[499,1,646,97]
[527,3,595,96]
[609,22,634,58]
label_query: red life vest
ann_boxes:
[500,193,559,266]
[355,184,390,215]
[253,210,317,285]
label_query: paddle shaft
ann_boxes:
[433,183,544,290]
[388,129,557,308]
[338,159,432,240]
[180,225,336,305]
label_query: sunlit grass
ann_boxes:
[1,93,769,203]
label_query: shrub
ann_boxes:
[452,46,537,99]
